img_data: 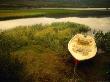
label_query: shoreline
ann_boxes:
[0,9,110,21]
[0,17,110,32]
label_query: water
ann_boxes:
[0,17,110,32]
[38,8,110,10]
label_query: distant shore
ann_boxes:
[0,9,110,21]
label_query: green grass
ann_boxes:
[0,9,110,20]
[0,22,110,82]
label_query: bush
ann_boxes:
[95,31,110,52]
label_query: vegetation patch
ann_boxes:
[0,22,110,82]
[0,9,110,20]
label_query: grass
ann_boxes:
[0,9,110,20]
[0,22,110,82]
[95,31,110,52]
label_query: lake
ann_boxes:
[38,8,110,10]
[0,17,110,32]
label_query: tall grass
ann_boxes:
[0,22,90,54]
[0,22,110,82]
[95,31,110,52]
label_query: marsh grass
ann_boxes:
[95,31,110,52]
[0,22,90,54]
[0,9,110,20]
[0,22,109,82]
